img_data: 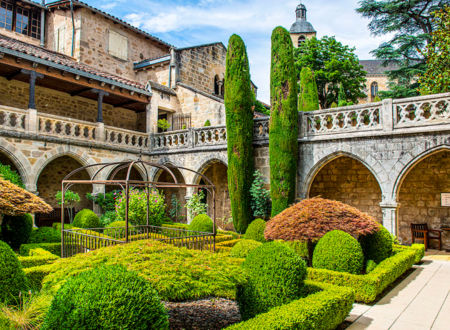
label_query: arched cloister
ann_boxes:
[0,143,31,188]
[37,155,92,210]
[308,155,383,222]
[396,149,450,248]
[105,164,145,193]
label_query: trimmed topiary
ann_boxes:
[313,230,364,275]
[237,241,307,320]
[42,265,168,330]
[360,225,393,264]
[298,67,319,111]
[0,240,29,304]
[225,34,255,233]
[244,219,266,242]
[1,214,33,249]
[29,227,61,243]
[72,209,101,229]
[230,239,262,258]
[365,260,377,274]
[279,240,310,259]
[189,214,214,233]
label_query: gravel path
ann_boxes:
[164,298,241,329]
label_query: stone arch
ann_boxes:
[395,147,450,247]
[307,152,384,222]
[0,140,31,189]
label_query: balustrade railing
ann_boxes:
[38,113,96,141]
[254,117,269,141]
[104,126,149,150]
[394,93,450,128]
[193,126,227,147]
[0,106,27,132]
[151,130,189,151]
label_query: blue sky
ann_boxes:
[75,0,391,103]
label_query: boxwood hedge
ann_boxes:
[228,281,354,329]
[20,243,62,257]
[18,248,59,268]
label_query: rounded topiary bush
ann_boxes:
[312,230,364,275]
[1,214,33,249]
[72,209,101,229]
[189,214,214,233]
[42,265,168,330]
[230,239,262,258]
[244,219,266,242]
[237,241,307,320]
[0,240,29,304]
[360,225,393,263]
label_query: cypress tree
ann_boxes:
[269,27,298,217]
[298,67,319,111]
[338,84,347,107]
[224,34,254,233]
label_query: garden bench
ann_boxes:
[410,223,442,250]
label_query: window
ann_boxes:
[108,30,128,60]
[0,0,41,39]
[370,82,378,97]
[214,75,220,95]
[298,35,306,47]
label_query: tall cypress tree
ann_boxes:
[224,34,254,233]
[298,67,319,111]
[269,27,299,217]
[338,84,347,107]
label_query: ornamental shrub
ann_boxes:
[298,67,319,111]
[313,230,364,275]
[0,163,23,187]
[230,239,262,258]
[269,27,298,216]
[244,219,266,242]
[237,241,307,320]
[115,189,166,226]
[1,214,33,249]
[365,260,377,274]
[29,227,61,243]
[189,214,214,233]
[249,170,271,219]
[360,225,393,263]
[42,265,169,330]
[72,209,101,229]
[99,210,117,227]
[225,34,254,233]
[0,240,29,304]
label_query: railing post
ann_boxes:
[96,122,105,142]
[190,128,196,148]
[298,112,306,138]
[382,98,394,132]
[27,108,38,134]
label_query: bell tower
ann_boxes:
[289,2,317,48]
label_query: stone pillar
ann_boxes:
[97,122,105,142]
[185,186,195,224]
[21,69,43,110]
[27,108,38,133]
[381,98,394,132]
[26,183,39,227]
[380,201,398,236]
[147,96,159,134]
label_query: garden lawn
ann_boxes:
[40,240,246,302]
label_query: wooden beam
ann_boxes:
[70,87,91,96]
[6,69,22,81]
[114,100,137,108]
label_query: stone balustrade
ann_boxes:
[0,105,27,132]
[193,126,227,147]
[151,130,190,151]
[104,126,149,150]
[38,113,97,141]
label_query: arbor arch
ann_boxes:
[105,164,145,193]
[308,155,383,222]
[396,149,449,247]
[37,155,92,210]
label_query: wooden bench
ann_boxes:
[35,208,74,227]
[411,223,442,250]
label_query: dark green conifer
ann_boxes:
[269,27,298,217]
[224,34,254,233]
[338,84,347,107]
[298,67,319,111]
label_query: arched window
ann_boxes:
[214,75,220,95]
[298,35,306,47]
[370,82,378,97]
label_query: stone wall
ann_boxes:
[202,161,230,222]
[0,77,142,131]
[177,44,226,96]
[309,156,383,222]
[0,27,41,46]
[358,75,389,104]
[398,151,450,247]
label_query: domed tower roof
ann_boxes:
[290,2,316,34]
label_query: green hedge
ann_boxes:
[24,264,54,291]
[308,247,417,303]
[215,235,235,243]
[18,248,59,268]
[230,239,262,259]
[227,281,354,329]
[216,239,242,248]
[29,227,61,243]
[393,244,425,264]
[20,243,62,257]
[218,230,241,239]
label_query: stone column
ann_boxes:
[381,98,394,132]
[146,96,159,134]
[185,186,195,224]
[380,201,398,236]
[26,183,39,227]
[27,108,38,133]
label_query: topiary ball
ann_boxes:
[237,241,307,320]
[42,265,168,330]
[73,209,101,229]
[312,230,364,275]
[360,225,393,263]
[0,240,29,304]
[189,214,214,233]
[244,219,266,242]
[230,239,263,258]
[1,214,33,249]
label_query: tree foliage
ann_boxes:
[0,163,23,188]
[225,34,254,233]
[269,27,298,217]
[294,36,366,109]
[357,0,446,98]
[298,67,319,111]
[250,170,271,219]
[419,6,450,94]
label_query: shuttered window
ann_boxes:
[108,30,128,60]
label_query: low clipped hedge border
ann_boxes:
[24,264,54,291]
[307,246,420,303]
[393,244,425,264]
[227,281,354,329]
[18,248,59,268]
[20,243,62,257]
